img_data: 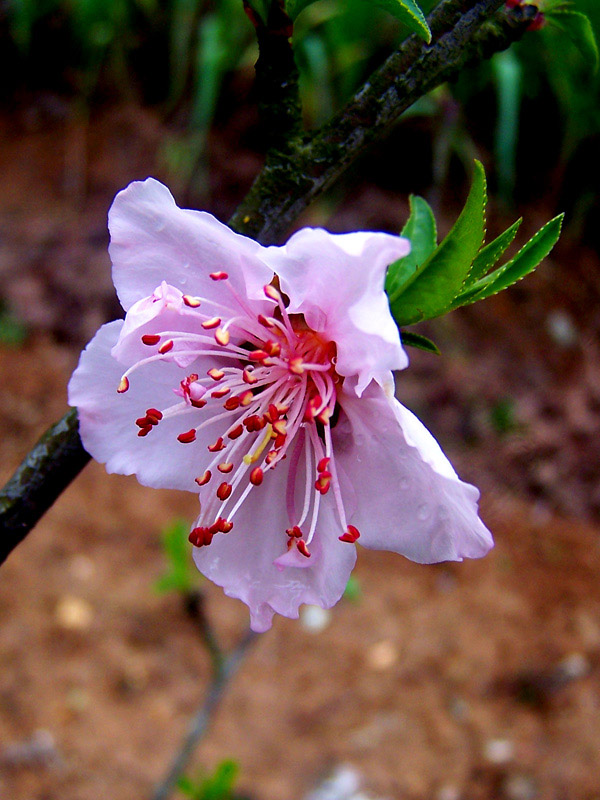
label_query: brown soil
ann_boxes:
[1,103,600,800]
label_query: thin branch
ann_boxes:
[151,628,258,800]
[0,0,538,561]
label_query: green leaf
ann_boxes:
[286,0,431,41]
[454,213,564,306]
[400,330,440,355]
[154,518,198,595]
[388,160,487,326]
[371,0,430,42]
[385,194,437,299]
[546,8,599,71]
[464,217,522,286]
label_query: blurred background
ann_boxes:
[1,1,600,798]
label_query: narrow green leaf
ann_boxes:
[400,330,440,355]
[389,160,487,325]
[454,213,564,306]
[547,9,599,71]
[464,217,522,286]
[385,194,437,298]
[286,0,431,42]
[372,0,431,42]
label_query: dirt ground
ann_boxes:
[1,103,600,800]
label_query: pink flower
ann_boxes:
[68,178,493,632]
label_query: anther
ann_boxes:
[296,539,311,558]
[218,462,234,474]
[286,525,302,538]
[146,408,163,423]
[264,284,281,302]
[250,467,263,486]
[141,334,161,345]
[195,470,212,486]
[177,429,197,443]
[202,317,221,329]
[117,376,129,393]
[211,387,230,398]
[208,367,225,381]
[219,519,233,533]
[248,349,269,362]
[216,482,233,501]
[257,314,274,328]
[209,271,229,281]
[223,396,240,411]
[208,437,225,452]
[137,425,152,437]
[289,357,304,375]
[238,390,254,406]
[183,295,201,307]
[215,328,230,346]
[339,525,360,543]
[264,340,281,357]
[242,368,257,384]
[317,457,330,473]
[158,339,174,354]
[272,419,287,436]
[228,424,244,439]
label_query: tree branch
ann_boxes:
[0,0,538,563]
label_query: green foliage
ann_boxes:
[400,330,440,354]
[387,160,487,326]
[343,575,362,602]
[287,0,430,41]
[545,5,599,71]
[0,311,27,347]
[386,162,563,327]
[178,760,239,800]
[386,194,437,299]
[155,518,199,595]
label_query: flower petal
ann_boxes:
[333,382,493,563]
[68,320,228,492]
[263,228,410,394]
[193,465,357,632]
[109,178,273,311]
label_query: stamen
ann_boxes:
[210,271,229,281]
[250,467,263,485]
[216,482,232,501]
[195,470,212,486]
[117,376,129,393]
[202,317,221,329]
[141,334,161,345]
[183,295,201,308]
[158,339,174,354]
[177,429,197,443]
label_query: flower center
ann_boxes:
[117,274,360,557]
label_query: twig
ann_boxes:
[151,628,259,800]
[0,0,538,561]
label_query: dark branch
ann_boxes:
[0,0,538,563]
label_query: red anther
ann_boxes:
[228,424,244,439]
[287,538,294,550]
[243,414,264,432]
[137,425,152,437]
[250,467,263,486]
[191,397,207,409]
[202,316,221,329]
[220,519,233,534]
[211,387,230,398]
[141,334,161,345]
[339,525,360,543]
[177,428,197,443]
[257,314,274,328]
[265,450,279,465]
[215,328,230,346]
[188,527,203,546]
[317,407,332,425]
[264,284,280,301]
[274,434,286,449]
[315,474,331,494]
[304,394,322,420]
[248,349,269,362]
[158,339,174,354]
[238,390,254,406]
[317,457,330,473]
[267,404,280,422]
[286,525,302,538]
[208,367,225,381]
[272,419,287,436]
[242,368,258,384]
[195,470,212,486]
[218,462,234,474]
[146,408,163,421]
[264,340,281,357]
[296,539,311,558]
[136,416,150,428]
[289,357,304,375]
[224,396,240,411]
[208,437,225,452]
[217,482,232,501]
[209,271,229,281]
[117,376,130,393]
[183,295,201,307]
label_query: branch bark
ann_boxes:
[0,0,538,563]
